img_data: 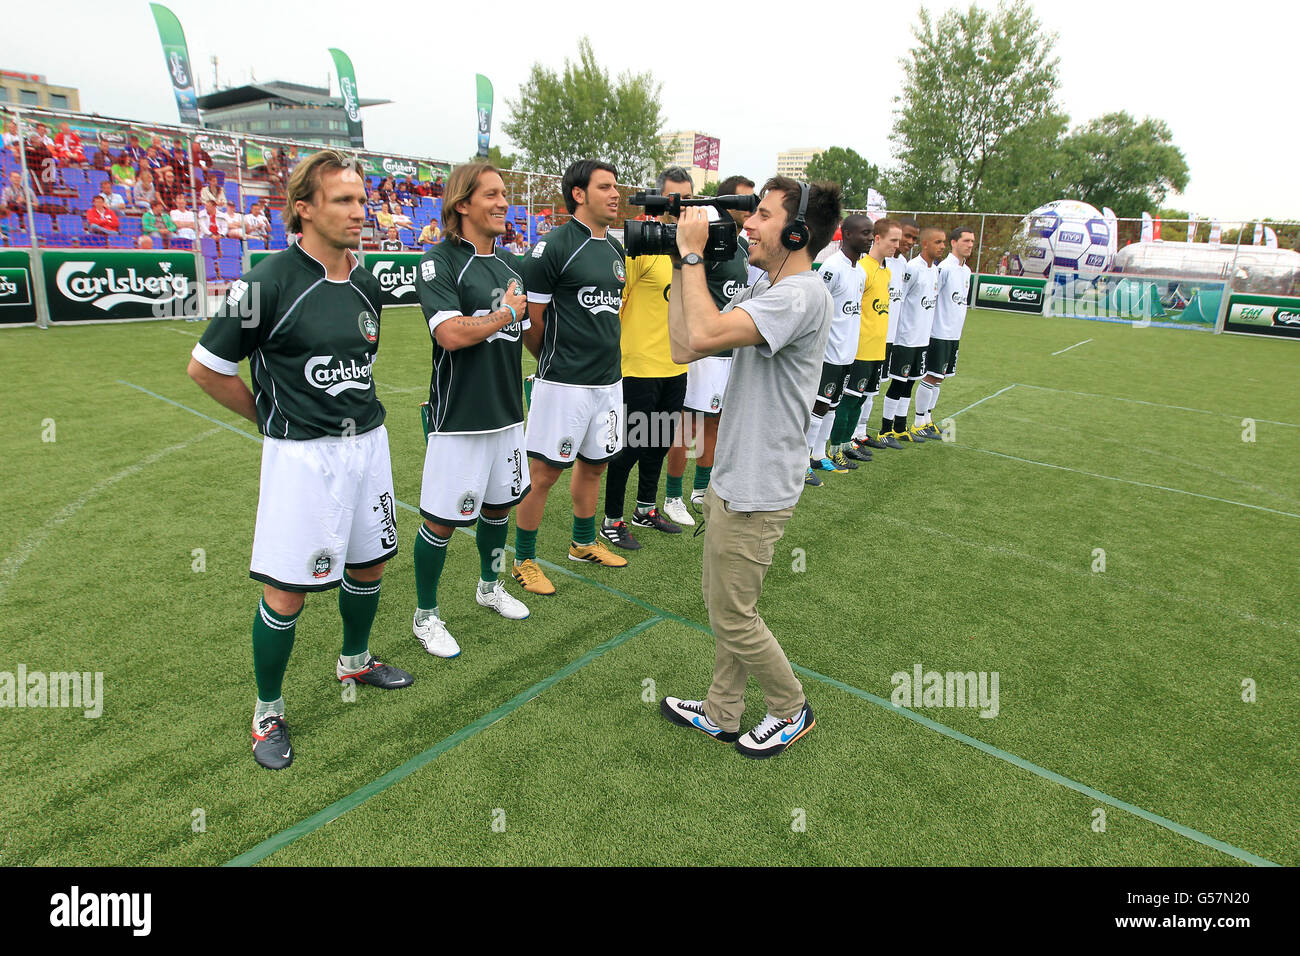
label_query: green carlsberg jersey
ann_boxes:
[193,243,385,440]
[416,237,529,434]
[524,217,626,386]
[706,232,749,359]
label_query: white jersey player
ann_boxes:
[881,225,947,443]
[915,226,976,436]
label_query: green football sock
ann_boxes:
[572,513,596,546]
[665,474,684,499]
[414,523,449,611]
[514,526,538,562]
[252,598,299,704]
[832,395,863,446]
[476,513,510,581]
[339,572,380,658]
[692,464,712,492]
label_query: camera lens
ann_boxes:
[623,219,676,257]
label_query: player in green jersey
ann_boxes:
[187,150,414,771]
[411,162,531,658]
[511,159,629,596]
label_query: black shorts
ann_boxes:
[927,338,959,378]
[843,359,883,398]
[815,361,851,408]
[887,344,927,382]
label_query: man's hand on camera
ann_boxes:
[675,207,709,258]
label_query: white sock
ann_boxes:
[415,607,440,623]
[817,408,836,452]
[478,579,496,595]
[807,412,825,458]
[897,396,912,424]
[925,382,941,422]
[882,396,898,429]
[914,382,937,425]
[604,515,623,527]
[340,651,369,671]
[856,392,877,440]
[254,696,284,723]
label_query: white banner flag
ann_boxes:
[1209,220,1221,246]
[1186,220,1197,243]
[1265,226,1278,248]
[1140,211,1154,243]
[1253,223,1264,245]
[1103,206,1118,256]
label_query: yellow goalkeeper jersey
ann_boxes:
[856,255,891,361]
[619,254,686,379]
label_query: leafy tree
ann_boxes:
[467,146,520,170]
[887,0,1063,212]
[802,147,881,210]
[502,37,669,183]
[1057,112,1190,218]
[699,181,719,197]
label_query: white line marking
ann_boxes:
[1051,338,1092,356]
[953,444,1300,519]
[164,328,201,338]
[0,428,222,604]
[947,384,1017,419]
[1014,382,1300,429]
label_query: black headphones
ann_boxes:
[780,181,810,251]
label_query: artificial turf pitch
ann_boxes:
[1,307,1295,866]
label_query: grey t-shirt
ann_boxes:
[711,271,834,511]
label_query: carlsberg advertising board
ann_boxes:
[363,252,422,306]
[973,275,1047,314]
[43,250,201,323]
[0,250,37,326]
[1222,293,1300,339]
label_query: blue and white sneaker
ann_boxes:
[735,701,815,759]
[812,456,847,473]
[660,696,740,743]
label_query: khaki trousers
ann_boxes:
[700,485,804,732]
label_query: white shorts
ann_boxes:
[524,379,623,468]
[250,425,398,592]
[683,356,732,415]
[420,424,529,526]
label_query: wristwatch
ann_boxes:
[681,253,704,267]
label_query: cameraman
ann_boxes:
[598,166,694,550]
[662,174,756,523]
[661,177,842,759]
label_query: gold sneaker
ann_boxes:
[568,540,628,568]
[511,558,556,596]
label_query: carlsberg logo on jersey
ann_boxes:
[578,286,621,315]
[722,279,745,298]
[842,299,861,316]
[44,251,199,322]
[305,354,373,395]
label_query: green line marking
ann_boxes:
[226,615,663,867]
[122,381,1279,867]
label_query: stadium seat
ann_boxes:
[57,214,82,235]
[170,237,192,250]
[7,231,29,247]
[34,213,55,236]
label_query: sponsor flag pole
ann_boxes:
[1140,211,1153,243]
[1253,222,1264,246]
[328,49,365,149]
[475,75,494,159]
[1209,220,1222,246]
[1102,207,1118,258]
[1186,219,1197,243]
[149,4,202,126]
